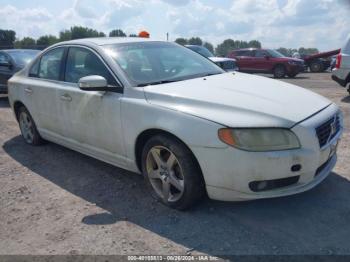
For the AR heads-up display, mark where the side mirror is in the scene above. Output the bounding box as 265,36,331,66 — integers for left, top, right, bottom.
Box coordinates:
264,55,270,60
78,75,108,91
78,75,123,93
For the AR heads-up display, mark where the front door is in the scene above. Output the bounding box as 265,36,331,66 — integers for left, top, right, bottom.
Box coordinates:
58,46,125,166
254,49,274,72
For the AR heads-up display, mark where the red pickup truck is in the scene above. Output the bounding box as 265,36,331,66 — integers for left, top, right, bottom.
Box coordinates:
228,48,305,78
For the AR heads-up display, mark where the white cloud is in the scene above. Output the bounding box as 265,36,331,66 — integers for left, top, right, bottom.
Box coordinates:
1,0,349,51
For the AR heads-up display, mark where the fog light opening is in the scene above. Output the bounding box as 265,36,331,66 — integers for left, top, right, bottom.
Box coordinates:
256,181,268,191
291,164,302,172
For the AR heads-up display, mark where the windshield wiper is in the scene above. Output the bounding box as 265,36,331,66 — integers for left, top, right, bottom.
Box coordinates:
137,72,224,87
201,72,224,77
137,79,181,87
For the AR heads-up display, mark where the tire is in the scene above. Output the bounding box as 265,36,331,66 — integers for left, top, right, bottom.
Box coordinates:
273,65,286,78
141,134,205,210
18,106,44,146
287,73,298,78
310,60,323,73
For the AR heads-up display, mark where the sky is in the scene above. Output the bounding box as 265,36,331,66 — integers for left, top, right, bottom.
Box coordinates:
0,0,349,51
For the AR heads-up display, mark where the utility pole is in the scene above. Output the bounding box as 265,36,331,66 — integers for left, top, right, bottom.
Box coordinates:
166,32,169,41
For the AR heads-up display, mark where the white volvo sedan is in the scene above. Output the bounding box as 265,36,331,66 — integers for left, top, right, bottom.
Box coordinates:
8,38,343,209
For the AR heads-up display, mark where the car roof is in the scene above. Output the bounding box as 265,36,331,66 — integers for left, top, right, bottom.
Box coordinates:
56,37,156,47
233,48,261,51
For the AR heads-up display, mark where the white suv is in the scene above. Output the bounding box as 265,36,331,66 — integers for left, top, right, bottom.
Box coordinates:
332,34,350,94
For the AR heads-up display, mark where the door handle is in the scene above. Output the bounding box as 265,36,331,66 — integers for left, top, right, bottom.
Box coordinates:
24,88,33,94
60,94,72,102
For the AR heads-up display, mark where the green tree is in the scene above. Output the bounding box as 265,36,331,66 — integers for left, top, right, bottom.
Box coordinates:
203,42,214,53
188,37,202,46
0,29,16,49
36,35,59,49
276,47,297,57
59,30,72,41
248,40,261,48
175,38,188,45
298,47,319,56
109,29,126,37
215,39,236,57
59,26,105,41
15,37,36,49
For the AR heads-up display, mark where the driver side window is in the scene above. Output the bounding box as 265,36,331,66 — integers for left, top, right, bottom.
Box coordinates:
64,47,117,86
255,50,268,58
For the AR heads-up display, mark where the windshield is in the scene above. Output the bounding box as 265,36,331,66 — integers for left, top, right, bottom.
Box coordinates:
7,50,40,66
103,42,223,86
267,49,285,58
187,45,214,58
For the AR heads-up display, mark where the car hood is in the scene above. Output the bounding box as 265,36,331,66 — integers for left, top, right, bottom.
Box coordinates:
209,57,236,63
143,72,331,128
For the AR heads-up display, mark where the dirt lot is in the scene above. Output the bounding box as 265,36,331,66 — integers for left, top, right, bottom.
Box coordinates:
0,72,349,257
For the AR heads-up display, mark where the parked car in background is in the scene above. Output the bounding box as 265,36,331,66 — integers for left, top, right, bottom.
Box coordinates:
0,49,40,93
8,38,343,209
229,48,304,78
185,45,239,72
302,49,340,73
330,55,337,71
332,35,350,95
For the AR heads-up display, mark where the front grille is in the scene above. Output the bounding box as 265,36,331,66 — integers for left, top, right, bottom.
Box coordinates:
315,114,340,147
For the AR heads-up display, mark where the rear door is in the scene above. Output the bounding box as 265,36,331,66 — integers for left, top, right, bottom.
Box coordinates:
26,47,67,136
58,46,126,166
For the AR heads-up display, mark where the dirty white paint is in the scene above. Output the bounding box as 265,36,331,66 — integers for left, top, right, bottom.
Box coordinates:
7,38,344,201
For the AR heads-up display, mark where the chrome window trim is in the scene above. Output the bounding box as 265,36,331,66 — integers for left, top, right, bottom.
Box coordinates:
28,44,124,91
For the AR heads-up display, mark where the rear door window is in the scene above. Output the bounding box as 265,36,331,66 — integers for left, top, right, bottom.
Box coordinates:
38,48,65,81
255,50,268,58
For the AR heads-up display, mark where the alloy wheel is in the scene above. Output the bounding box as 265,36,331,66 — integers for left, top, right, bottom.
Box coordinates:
146,146,185,202
19,111,35,144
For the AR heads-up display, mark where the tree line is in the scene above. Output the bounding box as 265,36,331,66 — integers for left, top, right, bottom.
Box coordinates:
175,37,262,57
0,27,319,57
0,27,137,50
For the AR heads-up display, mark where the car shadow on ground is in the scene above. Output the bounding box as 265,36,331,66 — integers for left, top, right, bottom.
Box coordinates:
341,96,350,103
0,96,9,108
3,136,350,256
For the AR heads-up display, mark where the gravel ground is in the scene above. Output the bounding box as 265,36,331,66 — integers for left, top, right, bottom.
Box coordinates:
0,72,349,257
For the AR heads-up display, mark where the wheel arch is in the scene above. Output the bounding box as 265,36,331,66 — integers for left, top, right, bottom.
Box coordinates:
272,63,286,71
13,100,26,121
134,128,204,180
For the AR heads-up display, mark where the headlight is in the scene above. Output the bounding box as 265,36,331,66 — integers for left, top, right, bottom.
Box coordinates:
288,61,298,65
218,128,300,151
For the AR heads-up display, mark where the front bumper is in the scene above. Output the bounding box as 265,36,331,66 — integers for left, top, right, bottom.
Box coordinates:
286,64,304,74
192,103,343,201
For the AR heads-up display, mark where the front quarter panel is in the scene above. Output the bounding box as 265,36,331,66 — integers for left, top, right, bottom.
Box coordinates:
121,87,227,173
